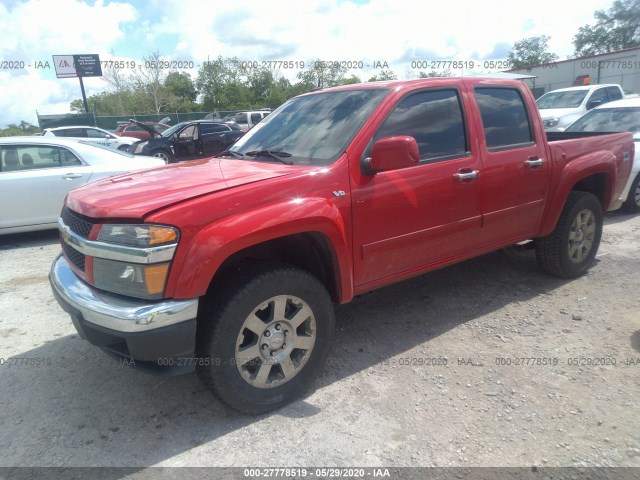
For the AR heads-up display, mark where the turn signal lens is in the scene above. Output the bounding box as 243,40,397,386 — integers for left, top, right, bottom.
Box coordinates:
143,263,170,295
149,226,178,245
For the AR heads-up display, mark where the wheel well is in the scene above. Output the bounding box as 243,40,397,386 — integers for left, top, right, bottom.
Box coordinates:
571,173,607,208
206,233,339,302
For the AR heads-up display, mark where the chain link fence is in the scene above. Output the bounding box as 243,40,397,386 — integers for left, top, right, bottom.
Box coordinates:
37,111,241,131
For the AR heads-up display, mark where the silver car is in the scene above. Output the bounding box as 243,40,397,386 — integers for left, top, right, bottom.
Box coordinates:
41,126,136,151
565,97,640,213
0,137,165,235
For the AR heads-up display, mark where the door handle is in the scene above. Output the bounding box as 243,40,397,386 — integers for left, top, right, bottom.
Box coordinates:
454,169,479,182
524,156,544,168
62,173,83,179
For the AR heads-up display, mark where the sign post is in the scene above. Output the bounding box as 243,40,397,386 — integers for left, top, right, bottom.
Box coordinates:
52,54,103,113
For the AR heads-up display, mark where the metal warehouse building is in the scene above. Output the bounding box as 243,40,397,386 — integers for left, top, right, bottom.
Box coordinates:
507,46,640,98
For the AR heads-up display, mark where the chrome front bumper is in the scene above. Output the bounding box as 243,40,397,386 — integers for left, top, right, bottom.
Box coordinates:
49,253,198,333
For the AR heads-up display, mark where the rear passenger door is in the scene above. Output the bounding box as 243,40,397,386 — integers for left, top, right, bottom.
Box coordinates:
352,88,484,285
471,85,549,245
200,123,229,157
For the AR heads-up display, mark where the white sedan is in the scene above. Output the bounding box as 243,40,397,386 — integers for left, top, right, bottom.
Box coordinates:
565,97,640,213
42,126,136,151
0,137,165,235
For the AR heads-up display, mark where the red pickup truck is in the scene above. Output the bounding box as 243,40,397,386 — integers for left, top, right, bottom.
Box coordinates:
49,78,634,414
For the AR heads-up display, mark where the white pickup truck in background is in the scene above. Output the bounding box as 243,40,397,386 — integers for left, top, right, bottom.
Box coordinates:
537,84,626,131
229,110,271,130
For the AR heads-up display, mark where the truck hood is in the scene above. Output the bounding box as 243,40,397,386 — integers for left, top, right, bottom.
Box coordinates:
65,158,294,219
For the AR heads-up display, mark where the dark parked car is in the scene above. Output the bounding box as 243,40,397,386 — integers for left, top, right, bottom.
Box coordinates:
131,120,245,163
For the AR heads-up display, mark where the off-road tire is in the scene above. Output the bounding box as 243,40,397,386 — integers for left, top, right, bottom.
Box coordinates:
623,173,640,214
535,191,603,278
196,262,335,414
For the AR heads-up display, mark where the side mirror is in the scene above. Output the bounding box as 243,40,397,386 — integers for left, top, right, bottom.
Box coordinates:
587,99,603,110
366,136,419,174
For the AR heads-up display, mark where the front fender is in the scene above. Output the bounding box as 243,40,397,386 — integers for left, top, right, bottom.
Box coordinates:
165,197,352,302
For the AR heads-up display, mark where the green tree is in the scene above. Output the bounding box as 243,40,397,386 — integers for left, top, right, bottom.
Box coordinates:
196,56,253,110
295,60,348,90
573,0,640,56
508,35,559,69
418,70,453,78
164,71,197,102
368,69,397,81
131,50,176,114
0,121,40,137
264,77,294,109
340,74,362,85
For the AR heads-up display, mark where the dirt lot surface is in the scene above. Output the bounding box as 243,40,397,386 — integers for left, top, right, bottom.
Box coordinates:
0,212,639,474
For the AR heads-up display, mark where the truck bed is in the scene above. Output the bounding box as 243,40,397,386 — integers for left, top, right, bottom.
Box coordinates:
545,131,618,142
545,130,634,210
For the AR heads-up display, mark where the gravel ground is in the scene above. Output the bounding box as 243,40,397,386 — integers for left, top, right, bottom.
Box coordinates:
0,212,638,473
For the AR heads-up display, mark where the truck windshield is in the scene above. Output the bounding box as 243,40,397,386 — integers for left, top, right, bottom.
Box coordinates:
565,107,640,133
536,91,588,109
227,88,390,165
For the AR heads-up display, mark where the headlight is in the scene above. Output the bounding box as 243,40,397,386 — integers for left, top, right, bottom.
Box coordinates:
93,224,179,299
97,224,178,247
134,141,148,154
93,259,170,299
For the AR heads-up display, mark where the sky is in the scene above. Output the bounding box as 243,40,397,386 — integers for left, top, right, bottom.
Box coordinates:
0,0,615,127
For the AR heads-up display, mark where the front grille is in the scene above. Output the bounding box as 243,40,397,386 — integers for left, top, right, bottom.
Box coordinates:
61,207,93,239
63,242,86,271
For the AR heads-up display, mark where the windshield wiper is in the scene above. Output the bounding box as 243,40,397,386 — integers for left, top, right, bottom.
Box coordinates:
218,149,245,159
245,150,293,165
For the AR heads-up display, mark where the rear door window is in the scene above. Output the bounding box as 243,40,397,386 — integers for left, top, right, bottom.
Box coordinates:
86,128,111,138
200,124,227,134
54,128,86,137
474,87,534,150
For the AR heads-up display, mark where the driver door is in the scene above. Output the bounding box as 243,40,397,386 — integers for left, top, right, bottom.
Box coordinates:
173,124,201,160
351,88,484,287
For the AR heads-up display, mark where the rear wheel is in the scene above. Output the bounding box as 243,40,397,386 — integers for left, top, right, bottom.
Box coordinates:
196,262,335,414
535,191,603,278
623,173,640,213
151,149,174,164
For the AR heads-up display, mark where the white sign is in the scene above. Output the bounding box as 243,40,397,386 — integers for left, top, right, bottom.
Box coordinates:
52,55,77,78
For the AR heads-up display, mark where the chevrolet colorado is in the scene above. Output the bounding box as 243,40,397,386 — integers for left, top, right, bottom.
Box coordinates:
50,78,634,413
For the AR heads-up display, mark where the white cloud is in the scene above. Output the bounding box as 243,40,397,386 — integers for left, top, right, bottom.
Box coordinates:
0,0,136,126
0,0,136,60
144,0,612,63
0,0,617,126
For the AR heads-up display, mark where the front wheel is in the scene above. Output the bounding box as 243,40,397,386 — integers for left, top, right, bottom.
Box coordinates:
535,191,603,278
623,173,640,213
196,263,335,414
151,149,174,164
